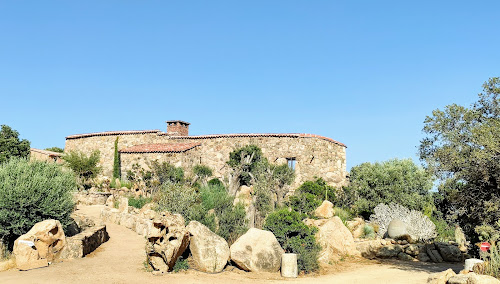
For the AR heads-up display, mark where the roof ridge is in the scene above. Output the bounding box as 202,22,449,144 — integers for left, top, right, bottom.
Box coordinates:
30,148,63,156
66,129,161,139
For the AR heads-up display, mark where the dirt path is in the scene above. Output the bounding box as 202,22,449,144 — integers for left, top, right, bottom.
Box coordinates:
0,205,463,284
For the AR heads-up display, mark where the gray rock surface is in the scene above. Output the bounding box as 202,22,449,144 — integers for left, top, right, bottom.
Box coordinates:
435,242,462,262
376,244,403,258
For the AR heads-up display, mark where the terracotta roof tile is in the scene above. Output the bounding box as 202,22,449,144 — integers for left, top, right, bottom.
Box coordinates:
66,130,161,140
119,143,201,154
160,133,346,147
65,129,346,148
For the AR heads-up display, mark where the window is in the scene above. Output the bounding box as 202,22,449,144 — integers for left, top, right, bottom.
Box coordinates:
287,158,296,170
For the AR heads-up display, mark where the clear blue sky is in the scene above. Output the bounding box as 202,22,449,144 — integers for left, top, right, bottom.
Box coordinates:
1,1,498,170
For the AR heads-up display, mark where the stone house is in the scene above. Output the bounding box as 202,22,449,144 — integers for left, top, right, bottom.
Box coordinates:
30,148,63,164
64,120,348,188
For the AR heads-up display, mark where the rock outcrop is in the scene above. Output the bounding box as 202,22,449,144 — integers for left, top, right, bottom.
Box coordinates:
311,216,361,262
387,218,410,240
314,200,334,219
13,220,66,270
186,221,230,273
146,211,190,273
230,228,284,272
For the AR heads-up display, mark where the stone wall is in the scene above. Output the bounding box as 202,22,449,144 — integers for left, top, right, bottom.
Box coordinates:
65,131,347,188
30,148,63,164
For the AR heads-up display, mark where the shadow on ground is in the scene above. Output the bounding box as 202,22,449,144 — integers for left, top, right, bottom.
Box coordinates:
376,259,464,274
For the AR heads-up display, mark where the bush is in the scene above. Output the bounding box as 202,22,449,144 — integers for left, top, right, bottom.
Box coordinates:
369,203,437,241
150,161,184,185
198,184,248,244
128,196,152,209
172,256,189,272
431,217,455,242
61,150,101,189
289,178,336,217
207,178,223,187
362,225,376,239
153,183,197,218
0,125,30,164
218,203,248,245
288,192,321,216
0,159,76,247
347,159,434,218
264,208,320,273
193,165,212,177
44,147,64,153
199,184,232,213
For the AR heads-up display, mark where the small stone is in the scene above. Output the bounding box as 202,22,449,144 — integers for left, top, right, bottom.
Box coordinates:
447,274,470,284
417,252,431,262
397,252,415,261
427,268,456,284
376,244,402,258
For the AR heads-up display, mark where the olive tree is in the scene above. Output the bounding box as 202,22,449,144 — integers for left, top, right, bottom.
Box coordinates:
419,77,500,239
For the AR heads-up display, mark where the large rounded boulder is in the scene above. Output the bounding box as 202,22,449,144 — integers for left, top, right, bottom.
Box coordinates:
186,221,230,273
229,228,284,272
387,219,408,239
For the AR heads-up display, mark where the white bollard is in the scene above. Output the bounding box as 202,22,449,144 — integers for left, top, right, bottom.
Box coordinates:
281,253,298,278
464,258,484,271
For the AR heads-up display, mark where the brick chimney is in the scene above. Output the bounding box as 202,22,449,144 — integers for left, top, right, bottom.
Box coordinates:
166,120,190,136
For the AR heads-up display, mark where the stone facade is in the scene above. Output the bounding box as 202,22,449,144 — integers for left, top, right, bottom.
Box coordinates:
30,148,63,164
65,122,347,188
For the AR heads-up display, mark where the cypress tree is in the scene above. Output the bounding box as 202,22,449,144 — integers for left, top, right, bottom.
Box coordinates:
113,137,120,179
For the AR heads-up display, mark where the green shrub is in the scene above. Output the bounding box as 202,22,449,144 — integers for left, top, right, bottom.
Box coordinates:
362,225,376,239
431,217,455,242
347,159,434,218
193,165,212,177
110,178,132,189
128,196,152,209
198,184,248,244
334,207,353,224
484,243,500,278
199,184,231,213
150,161,184,185
207,178,223,187
172,256,189,272
61,150,101,189
218,203,248,245
289,178,336,217
297,178,336,202
153,183,197,218
264,208,320,273
0,158,76,246
289,192,321,216
44,147,64,153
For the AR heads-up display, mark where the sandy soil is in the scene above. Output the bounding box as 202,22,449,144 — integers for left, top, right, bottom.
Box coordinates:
0,205,463,284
